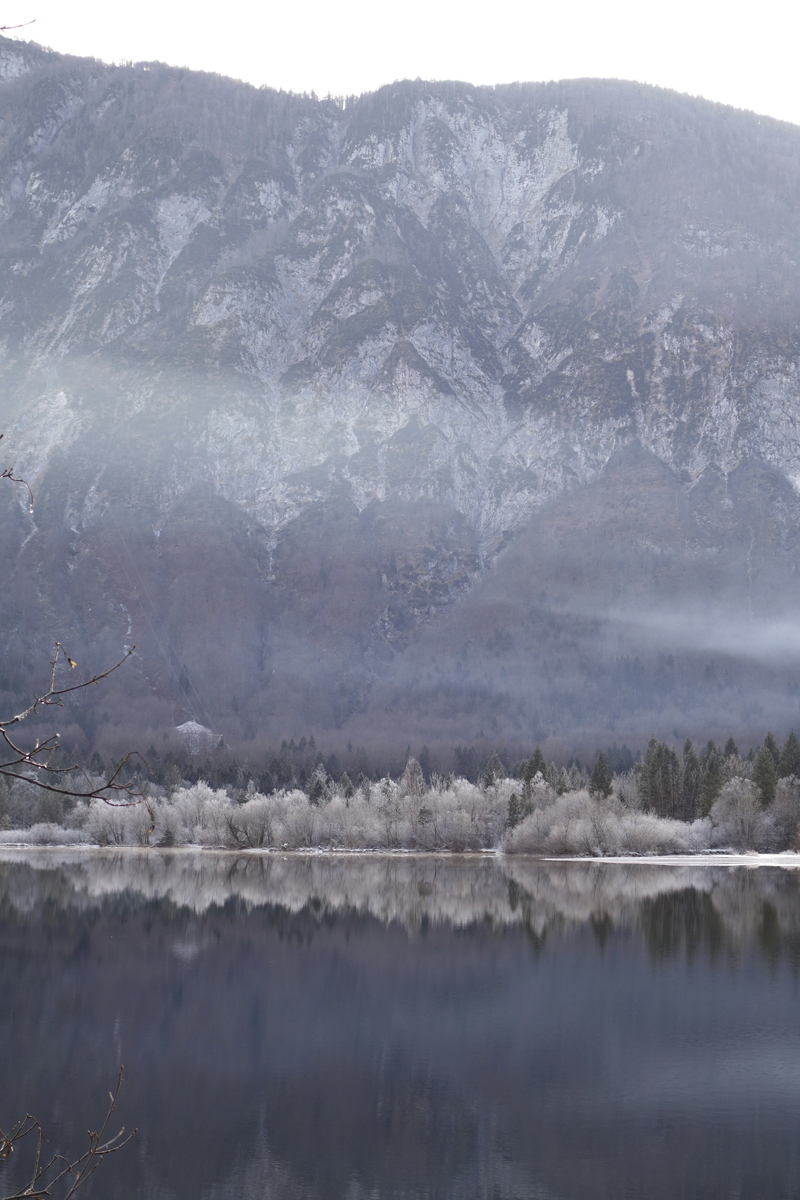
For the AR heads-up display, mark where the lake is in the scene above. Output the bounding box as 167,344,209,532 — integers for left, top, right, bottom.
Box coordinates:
1,849,799,1199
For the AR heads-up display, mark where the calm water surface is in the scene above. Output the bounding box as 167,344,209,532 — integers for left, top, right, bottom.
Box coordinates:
1,850,799,1199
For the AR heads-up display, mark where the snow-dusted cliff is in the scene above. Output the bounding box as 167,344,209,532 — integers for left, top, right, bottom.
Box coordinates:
3,37,800,746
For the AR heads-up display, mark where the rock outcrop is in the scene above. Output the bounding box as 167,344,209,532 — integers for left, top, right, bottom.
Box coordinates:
2,36,800,751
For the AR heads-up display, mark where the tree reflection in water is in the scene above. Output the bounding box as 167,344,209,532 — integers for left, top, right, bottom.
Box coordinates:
0,851,798,1200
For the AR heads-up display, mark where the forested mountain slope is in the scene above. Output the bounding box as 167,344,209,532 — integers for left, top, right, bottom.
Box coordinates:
2,34,800,755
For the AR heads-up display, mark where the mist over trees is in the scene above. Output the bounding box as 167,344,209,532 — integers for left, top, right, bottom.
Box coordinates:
4,39,800,751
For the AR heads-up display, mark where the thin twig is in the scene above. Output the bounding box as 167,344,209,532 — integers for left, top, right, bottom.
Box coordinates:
0,1068,136,1200
0,646,146,802
0,436,34,513
0,439,143,803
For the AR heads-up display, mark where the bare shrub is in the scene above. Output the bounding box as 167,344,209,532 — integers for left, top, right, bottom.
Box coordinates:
505,790,711,856
0,822,88,845
224,795,278,848
282,791,318,848
86,800,130,846
126,803,156,847
3,770,792,857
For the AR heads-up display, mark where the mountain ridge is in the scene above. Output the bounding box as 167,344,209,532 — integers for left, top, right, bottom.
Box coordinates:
2,36,800,755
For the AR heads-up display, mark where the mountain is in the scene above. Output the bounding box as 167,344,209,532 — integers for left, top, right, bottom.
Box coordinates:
2,34,800,762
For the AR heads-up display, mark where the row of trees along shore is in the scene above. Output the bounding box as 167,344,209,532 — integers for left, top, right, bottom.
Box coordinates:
3,729,800,855
41,728,796,804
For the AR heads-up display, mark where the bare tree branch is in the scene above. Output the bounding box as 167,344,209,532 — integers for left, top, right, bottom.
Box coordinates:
0,643,148,803
0,1067,136,1200
0,438,144,803
0,437,33,513
0,20,35,32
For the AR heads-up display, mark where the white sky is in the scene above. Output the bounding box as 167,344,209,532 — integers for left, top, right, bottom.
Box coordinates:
2,0,799,127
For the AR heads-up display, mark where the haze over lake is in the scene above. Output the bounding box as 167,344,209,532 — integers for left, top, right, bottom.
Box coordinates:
7,20,800,1200
1,850,799,1199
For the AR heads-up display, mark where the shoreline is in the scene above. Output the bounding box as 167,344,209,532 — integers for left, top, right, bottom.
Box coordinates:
0,843,799,868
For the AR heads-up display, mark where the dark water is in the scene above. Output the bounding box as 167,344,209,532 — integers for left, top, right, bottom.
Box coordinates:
1,851,800,1200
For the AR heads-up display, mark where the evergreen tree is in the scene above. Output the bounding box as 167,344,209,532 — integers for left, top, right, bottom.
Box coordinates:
763,731,781,768
325,752,341,779
526,746,547,780
779,730,800,778
640,738,680,817
700,748,723,815
589,750,613,798
663,744,681,819
753,743,778,807
339,771,355,799
723,736,739,758
605,743,634,774
522,746,546,801
88,750,106,776
639,738,660,811
507,791,523,828
682,739,702,821
307,770,326,806
482,751,505,788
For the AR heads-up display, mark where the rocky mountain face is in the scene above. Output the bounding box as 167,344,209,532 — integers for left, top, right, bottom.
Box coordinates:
2,35,800,758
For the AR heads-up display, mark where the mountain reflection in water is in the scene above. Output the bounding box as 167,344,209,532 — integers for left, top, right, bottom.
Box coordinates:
0,850,799,1200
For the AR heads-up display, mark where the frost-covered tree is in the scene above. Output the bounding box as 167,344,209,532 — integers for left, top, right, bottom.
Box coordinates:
711,779,769,849
307,767,327,806
401,758,425,797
